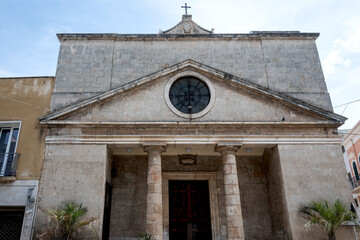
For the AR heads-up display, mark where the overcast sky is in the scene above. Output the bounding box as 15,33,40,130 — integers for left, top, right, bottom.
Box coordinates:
0,0,359,129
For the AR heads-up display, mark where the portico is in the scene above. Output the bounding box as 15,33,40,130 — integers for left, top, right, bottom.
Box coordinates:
130,141,246,240
108,140,273,240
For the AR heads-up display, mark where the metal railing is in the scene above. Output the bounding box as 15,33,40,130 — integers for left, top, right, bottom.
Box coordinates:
349,176,360,189
0,209,24,240
0,153,20,177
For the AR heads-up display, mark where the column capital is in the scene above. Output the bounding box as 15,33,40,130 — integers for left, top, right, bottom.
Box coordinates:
215,142,242,154
143,142,166,153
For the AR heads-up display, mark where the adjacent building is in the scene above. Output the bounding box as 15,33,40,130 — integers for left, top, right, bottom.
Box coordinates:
342,121,360,217
0,77,54,239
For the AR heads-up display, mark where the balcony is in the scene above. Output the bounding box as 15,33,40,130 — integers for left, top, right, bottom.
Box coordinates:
349,176,360,194
0,153,20,181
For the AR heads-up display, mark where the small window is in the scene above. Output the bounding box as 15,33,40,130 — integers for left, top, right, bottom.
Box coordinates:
353,162,360,181
341,145,345,153
0,207,25,239
0,122,20,177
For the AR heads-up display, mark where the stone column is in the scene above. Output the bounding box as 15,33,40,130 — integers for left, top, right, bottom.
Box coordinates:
144,144,166,240
216,144,245,240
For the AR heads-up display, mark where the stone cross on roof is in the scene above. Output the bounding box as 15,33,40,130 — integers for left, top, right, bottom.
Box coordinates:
160,3,214,35
181,3,191,15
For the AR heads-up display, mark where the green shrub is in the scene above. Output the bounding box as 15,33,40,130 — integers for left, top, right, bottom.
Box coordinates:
36,201,99,240
300,199,358,240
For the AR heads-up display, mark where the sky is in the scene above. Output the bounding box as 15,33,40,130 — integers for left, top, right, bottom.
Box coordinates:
0,0,359,129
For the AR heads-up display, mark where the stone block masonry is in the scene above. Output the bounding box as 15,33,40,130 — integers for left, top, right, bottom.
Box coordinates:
34,144,108,239
51,33,332,112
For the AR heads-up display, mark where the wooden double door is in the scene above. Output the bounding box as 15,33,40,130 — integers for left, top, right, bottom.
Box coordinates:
169,180,212,240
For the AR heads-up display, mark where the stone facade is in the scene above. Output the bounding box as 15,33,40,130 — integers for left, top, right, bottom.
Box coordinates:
34,15,354,240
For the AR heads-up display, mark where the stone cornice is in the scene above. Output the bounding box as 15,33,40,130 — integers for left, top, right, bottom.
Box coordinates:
40,121,341,128
57,32,319,42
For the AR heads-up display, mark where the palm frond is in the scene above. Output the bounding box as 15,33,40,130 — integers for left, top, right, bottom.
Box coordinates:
36,201,99,240
300,199,358,238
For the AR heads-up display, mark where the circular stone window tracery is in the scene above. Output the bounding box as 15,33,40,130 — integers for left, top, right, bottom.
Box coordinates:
164,71,215,119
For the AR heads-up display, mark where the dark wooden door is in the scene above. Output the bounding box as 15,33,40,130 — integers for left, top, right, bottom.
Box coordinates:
169,180,212,240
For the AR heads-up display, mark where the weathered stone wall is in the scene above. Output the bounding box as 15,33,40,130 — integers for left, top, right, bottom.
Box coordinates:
106,148,113,184
52,36,331,111
337,226,360,239
278,144,353,239
237,156,273,240
34,144,108,239
264,147,292,240
110,155,148,239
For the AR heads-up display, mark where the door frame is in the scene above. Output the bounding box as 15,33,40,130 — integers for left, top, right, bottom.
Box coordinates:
162,172,220,240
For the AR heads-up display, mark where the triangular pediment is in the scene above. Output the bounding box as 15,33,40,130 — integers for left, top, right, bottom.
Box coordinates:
40,59,346,125
161,15,212,35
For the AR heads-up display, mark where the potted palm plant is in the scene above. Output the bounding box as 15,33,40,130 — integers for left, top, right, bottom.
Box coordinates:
300,199,358,240
37,201,99,240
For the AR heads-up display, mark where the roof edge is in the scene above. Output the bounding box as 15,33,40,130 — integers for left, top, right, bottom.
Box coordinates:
0,76,55,79
343,120,360,141
56,32,319,41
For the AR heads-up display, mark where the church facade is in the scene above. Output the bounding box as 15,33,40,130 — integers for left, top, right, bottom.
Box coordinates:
34,15,353,240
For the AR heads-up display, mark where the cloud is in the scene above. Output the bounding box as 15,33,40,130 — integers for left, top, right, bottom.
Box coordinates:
323,16,360,77
323,48,351,75
335,28,360,53
0,67,14,77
